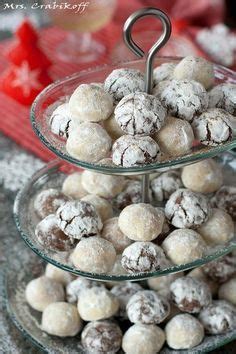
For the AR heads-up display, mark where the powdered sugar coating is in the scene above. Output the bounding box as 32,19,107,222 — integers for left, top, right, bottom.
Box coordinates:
104,68,145,103
112,135,160,167
35,214,75,251
153,62,176,85
170,276,212,313
102,217,132,253
199,300,236,334
122,324,165,354
173,56,214,89
192,108,233,146
114,92,166,135
165,313,204,349
34,188,69,219
211,185,236,220
218,277,236,305
71,236,116,274
162,229,206,265
66,278,105,303
151,170,182,202
49,103,74,138
121,242,166,273
45,263,74,286
202,253,236,283
66,122,112,162
165,188,210,228
69,84,113,122
81,170,125,198
114,180,152,210
147,271,183,295
78,287,119,321
62,172,88,199
111,282,143,319
56,200,102,239
81,194,113,222
118,203,164,242
41,302,82,337
160,79,208,121
82,320,122,353
209,83,236,115
103,112,125,140
127,290,170,324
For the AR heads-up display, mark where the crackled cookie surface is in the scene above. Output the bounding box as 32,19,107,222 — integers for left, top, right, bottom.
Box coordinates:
114,92,166,135
153,62,176,85
49,103,74,138
34,188,69,219
209,83,236,115
211,185,236,221
151,170,182,202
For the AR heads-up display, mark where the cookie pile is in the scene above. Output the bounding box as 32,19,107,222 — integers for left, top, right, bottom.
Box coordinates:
49,55,235,167
25,256,236,352
33,157,235,276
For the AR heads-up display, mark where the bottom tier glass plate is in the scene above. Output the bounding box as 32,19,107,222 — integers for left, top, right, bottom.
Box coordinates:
13,153,236,282
4,243,236,354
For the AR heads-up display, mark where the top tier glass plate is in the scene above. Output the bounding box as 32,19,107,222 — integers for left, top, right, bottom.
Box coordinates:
31,57,236,176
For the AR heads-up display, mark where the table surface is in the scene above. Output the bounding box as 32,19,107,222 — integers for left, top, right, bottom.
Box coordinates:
0,131,235,353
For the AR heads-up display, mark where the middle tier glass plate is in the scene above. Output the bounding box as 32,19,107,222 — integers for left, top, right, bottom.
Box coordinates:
13,154,236,282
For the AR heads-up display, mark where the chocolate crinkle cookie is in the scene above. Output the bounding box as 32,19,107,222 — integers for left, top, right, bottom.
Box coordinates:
151,170,182,202
202,253,236,283
153,62,176,86
198,300,236,334
126,290,170,325
121,242,166,274
114,92,166,136
192,108,233,146
209,83,236,115
170,276,212,314
56,200,102,239
113,180,143,210
49,103,73,139
81,320,122,353
112,135,160,167
160,79,208,122
34,188,70,219
104,68,145,103
211,185,236,221
165,188,210,228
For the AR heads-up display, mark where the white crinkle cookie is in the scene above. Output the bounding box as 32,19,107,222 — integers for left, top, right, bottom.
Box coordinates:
192,108,233,146
173,56,214,89
49,103,75,138
114,92,166,135
126,290,170,324
62,172,88,199
151,170,182,202
102,217,132,253
81,170,125,198
121,242,166,273
66,277,104,303
41,302,82,337
218,277,236,305
78,287,119,321
165,314,204,349
25,276,65,312
122,324,165,354
45,263,74,286
181,158,223,194
209,83,236,115
112,135,160,167
162,229,206,265
118,203,164,242
199,300,236,334
154,116,194,156
69,84,113,122
104,68,145,103
170,276,212,313
66,122,112,162
160,79,208,121
56,200,102,239
81,194,113,222
103,112,125,140
165,188,210,228
198,208,234,246
153,62,176,85
71,236,116,274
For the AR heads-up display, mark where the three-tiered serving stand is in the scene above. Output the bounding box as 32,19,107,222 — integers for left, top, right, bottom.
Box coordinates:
5,7,236,353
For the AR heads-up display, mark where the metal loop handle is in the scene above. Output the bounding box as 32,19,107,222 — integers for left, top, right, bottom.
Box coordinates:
123,7,172,93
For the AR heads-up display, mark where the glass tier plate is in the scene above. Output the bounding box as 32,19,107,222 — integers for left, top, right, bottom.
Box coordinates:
13,153,236,282
31,57,236,176
4,243,236,354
